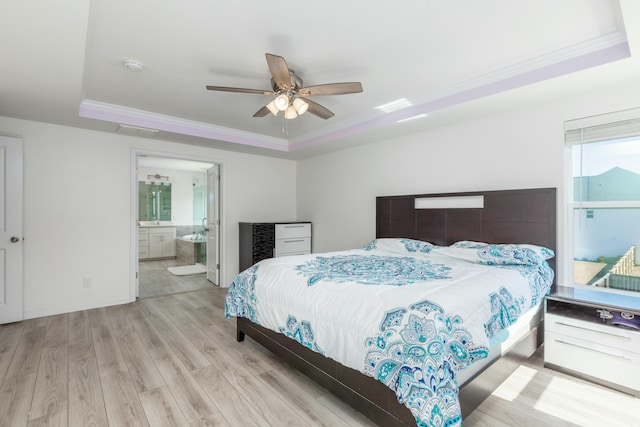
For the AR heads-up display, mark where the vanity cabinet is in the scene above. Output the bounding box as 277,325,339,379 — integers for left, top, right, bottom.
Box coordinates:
138,228,150,259
139,226,176,259
239,222,311,271
544,286,640,397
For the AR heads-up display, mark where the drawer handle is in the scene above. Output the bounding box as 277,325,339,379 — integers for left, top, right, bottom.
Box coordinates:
554,321,631,340
284,225,306,228
283,239,305,243
554,339,631,360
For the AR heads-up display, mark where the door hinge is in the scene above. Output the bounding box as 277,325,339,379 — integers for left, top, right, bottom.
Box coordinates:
217,263,220,269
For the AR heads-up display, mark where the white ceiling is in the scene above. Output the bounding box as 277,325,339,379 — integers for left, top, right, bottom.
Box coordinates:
2,0,640,159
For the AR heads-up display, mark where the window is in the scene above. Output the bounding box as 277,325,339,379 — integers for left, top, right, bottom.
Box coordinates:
565,108,640,293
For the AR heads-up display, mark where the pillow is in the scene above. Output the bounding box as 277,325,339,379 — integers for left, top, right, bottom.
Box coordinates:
437,241,554,266
363,238,435,254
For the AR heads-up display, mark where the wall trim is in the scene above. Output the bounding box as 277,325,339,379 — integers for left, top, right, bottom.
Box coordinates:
24,297,132,320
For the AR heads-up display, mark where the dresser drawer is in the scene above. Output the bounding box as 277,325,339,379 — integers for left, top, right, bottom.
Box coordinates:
545,330,640,392
276,223,311,239
545,313,640,352
275,237,311,256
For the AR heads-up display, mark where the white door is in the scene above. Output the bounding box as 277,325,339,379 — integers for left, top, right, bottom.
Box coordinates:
0,136,23,324
206,165,220,285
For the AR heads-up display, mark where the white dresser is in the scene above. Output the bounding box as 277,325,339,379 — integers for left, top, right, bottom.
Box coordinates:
274,223,312,257
239,222,311,271
544,286,640,397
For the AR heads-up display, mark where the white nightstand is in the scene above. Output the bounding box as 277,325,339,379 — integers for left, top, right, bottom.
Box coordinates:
544,286,640,397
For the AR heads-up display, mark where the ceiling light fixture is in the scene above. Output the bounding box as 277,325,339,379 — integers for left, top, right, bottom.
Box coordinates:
293,98,309,115
284,105,298,120
265,99,279,116
375,98,413,113
274,93,289,111
265,94,309,119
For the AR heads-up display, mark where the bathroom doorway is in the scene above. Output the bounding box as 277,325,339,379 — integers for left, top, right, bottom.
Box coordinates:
131,150,224,299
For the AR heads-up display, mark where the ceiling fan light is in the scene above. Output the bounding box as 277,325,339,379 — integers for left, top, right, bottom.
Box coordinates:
265,100,279,116
274,94,289,111
284,105,298,119
293,98,308,115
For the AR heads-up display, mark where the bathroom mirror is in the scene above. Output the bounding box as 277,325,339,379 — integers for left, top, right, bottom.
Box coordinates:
138,181,172,221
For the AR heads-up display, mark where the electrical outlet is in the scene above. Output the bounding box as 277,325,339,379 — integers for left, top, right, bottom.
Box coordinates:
83,277,92,288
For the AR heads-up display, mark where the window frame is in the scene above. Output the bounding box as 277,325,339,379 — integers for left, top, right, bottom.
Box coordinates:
564,107,640,288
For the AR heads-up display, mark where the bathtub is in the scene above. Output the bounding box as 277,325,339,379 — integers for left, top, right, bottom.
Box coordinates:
176,235,206,264
179,234,206,242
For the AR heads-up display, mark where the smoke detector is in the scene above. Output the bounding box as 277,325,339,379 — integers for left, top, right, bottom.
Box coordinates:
123,59,144,72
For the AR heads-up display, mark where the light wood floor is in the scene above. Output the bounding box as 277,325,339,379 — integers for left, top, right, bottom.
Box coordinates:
1,285,639,426
138,259,213,298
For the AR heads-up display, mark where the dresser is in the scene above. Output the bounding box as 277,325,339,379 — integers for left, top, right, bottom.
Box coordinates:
239,222,311,271
544,286,640,397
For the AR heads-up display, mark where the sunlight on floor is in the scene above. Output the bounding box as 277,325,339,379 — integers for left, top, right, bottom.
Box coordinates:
533,375,640,426
491,365,538,401
487,362,640,426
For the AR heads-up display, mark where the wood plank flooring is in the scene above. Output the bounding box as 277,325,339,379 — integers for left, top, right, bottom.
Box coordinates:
138,259,213,299
1,284,639,426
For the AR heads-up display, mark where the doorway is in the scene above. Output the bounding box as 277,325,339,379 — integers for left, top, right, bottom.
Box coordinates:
0,136,23,324
131,150,224,300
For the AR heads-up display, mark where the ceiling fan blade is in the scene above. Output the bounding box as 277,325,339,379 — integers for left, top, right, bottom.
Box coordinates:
298,82,363,97
206,85,274,95
265,53,292,91
253,105,271,117
304,99,334,119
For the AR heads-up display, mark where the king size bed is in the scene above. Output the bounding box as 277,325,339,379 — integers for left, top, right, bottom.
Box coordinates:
225,187,557,426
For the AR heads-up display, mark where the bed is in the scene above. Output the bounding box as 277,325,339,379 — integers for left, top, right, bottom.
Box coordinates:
226,187,556,426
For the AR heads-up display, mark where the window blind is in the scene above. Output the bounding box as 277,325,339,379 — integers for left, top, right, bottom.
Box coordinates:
565,107,640,145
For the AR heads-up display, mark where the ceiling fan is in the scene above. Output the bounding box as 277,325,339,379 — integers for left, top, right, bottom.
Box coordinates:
206,53,363,120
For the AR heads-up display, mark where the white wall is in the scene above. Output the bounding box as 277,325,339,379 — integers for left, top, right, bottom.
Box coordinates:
0,116,297,318
296,81,640,287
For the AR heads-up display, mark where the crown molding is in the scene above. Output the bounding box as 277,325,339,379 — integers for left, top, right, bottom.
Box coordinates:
79,31,629,154
289,32,630,151
79,99,290,151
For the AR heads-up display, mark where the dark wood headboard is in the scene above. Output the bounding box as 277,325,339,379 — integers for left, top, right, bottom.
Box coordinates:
376,188,557,283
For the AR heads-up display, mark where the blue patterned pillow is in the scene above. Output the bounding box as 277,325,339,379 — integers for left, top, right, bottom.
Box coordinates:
438,241,554,266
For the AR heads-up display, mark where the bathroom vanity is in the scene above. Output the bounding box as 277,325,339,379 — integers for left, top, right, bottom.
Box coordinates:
138,223,176,260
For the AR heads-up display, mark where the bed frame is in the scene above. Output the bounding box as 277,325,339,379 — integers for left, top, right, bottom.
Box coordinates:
236,187,557,426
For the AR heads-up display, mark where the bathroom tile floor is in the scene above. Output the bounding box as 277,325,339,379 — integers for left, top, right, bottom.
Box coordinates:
138,258,213,298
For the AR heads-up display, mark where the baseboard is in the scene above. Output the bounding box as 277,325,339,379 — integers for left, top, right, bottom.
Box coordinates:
24,297,134,320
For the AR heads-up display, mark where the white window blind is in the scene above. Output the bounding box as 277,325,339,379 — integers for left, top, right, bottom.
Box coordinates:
565,107,640,145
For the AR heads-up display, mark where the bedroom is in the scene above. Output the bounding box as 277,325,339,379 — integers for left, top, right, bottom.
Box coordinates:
1,0,640,425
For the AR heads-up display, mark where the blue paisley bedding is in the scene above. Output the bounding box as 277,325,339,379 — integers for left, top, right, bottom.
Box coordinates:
225,238,554,427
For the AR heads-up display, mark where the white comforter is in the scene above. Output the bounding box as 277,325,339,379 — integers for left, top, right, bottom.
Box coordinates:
225,238,554,427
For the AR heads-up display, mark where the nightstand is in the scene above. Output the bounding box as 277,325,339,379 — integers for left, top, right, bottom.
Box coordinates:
544,286,640,397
